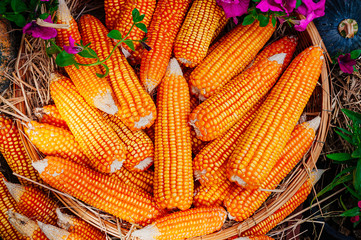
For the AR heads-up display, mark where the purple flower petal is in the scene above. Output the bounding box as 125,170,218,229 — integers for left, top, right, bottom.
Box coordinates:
23,16,57,40
63,36,82,54
257,0,296,15
338,53,356,74
216,0,250,24
350,216,360,223
295,0,325,31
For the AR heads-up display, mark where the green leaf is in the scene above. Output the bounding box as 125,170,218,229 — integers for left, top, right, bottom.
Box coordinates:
124,39,135,51
252,0,261,2
242,14,255,26
78,47,98,59
55,51,77,67
353,159,361,192
342,109,361,124
14,14,26,27
296,0,302,9
135,23,147,33
29,0,38,9
132,8,140,23
96,64,110,78
344,185,361,199
0,3,6,14
335,129,352,144
354,220,361,228
340,207,361,217
107,30,122,40
339,195,348,211
46,45,61,56
39,13,49,20
352,148,361,158
258,14,269,27
135,14,145,23
351,49,361,59
327,153,353,161
271,15,277,27
11,0,28,13
336,127,352,136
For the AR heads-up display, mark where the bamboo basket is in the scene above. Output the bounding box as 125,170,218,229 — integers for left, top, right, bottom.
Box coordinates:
4,7,331,240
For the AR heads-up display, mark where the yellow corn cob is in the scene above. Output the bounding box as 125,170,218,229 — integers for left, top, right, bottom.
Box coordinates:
174,0,226,67
4,181,59,225
34,105,69,130
32,156,163,225
189,53,285,141
225,117,320,222
144,124,155,143
234,236,275,240
190,94,208,155
79,14,157,130
154,58,193,210
56,0,118,115
104,0,126,29
240,170,324,236
103,114,154,172
227,46,324,189
189,20,275,100
0,173,26,240
56,209,106,240
193,99,263,186
38,221,85,240
110,167,154,194
50,73,126,173
113,0,156,55
132,207,227,240
0,115,42,185
24,121,89,166
8,210,48,240
140,0,192,93
210,17,228,43
193,177,232,207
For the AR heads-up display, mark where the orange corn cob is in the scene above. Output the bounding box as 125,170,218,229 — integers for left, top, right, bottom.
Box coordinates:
104,0,126,29
56,209,106,240
110,167,154,194
0,115,42,185
34,105,69,130
0,173,26,240
140,0,192,93
189,20,275,100
190,94,208,155
24,121,89,166
225,117,320,222
154,58,193,210
174,0,226,67
132,207,227,240
32,156,163,225
4,181,59,225
56,0,118,115
189,53,285,141
240,170,324,236
193,178,232,207
193,99,263,186
103,114,154,172
227,46,324,189
234,236,275,240
211,17,228,43
38,221,85,240
8,210,48,240
144,124,155,143
50,73,126,173
113,0,156,55
79,15,157,130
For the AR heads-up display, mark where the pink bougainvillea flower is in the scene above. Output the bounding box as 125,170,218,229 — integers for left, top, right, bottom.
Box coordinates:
256,0,297,16
358,201,361,209
23,16,57,40
350,216,360,223
216,0,250,24
294,0,326,31
338,53,356,74
63,36,83,54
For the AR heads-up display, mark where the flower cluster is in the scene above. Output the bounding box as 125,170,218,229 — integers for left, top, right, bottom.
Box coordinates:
350,201,361,224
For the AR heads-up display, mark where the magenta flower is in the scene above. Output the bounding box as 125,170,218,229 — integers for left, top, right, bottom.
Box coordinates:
294,0,326,31
23,16,57,40
338,53,356,74
350,215,360,223
256,0,296,16
216,0,251,24
358,201,361,209
63,36,83,54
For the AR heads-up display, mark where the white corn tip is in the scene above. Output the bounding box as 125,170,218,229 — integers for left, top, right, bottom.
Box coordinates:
268,53,287,65
134,112,154,129
110,159,124,173
56,208,74,230
3,180,24,202
38,221,70,240
32,159,48,175
307,116,321,132
131,224,160,240
230,175,247,187
166,58,183,76
134,157,153,171
310,169,326,185
8,210,37,237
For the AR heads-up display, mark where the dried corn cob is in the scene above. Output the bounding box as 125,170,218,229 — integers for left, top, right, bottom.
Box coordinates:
79,14,157,130
210,17,228,43
103,114,154,171
140,0,192,93
56,209,106,240
24,121,89,166
4,181,59,225
110,167,154,194
104,0,126,29
0,173,26,240
240,170,325,236
34,105,69,130
8,210,48,240
132,207,227,240
154,58,193,210
50,73,126,173
0,115,42,185
190,94,208,155
227,46,324,189
193,99,263,186
189,53,285,141
113,0,156,55
56,0,118,115
225,117,320,222
32,156,162,225
144,124,155,143
174,0,226,67
189,20,275,100
38,221,85,240
234,236,275,240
